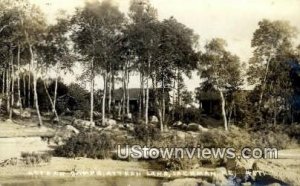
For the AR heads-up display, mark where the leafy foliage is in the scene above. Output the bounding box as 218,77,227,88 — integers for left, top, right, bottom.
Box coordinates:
54,132,114,159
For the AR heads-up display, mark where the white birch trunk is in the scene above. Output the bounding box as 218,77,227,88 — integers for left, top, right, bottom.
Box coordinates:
90,58,94,124
219,90,228,131
6,68,10,113
43,81,59,121
9,49,14,120
17,44,22,112
29,44,43,126
102,72,107,126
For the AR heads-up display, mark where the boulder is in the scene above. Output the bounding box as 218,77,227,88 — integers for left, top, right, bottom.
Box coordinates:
93,111,102,118
150,115,159,123
12,109,31,118
175,131,186,140
21,110,31,118
127,123,135,132
72,119,95,128
104,118,117,126
96,118,117,127
64,125,80,134
182,123,188,130
186,123,199,131
173,121,183,127
163,178,203,186
125,113,132,120
186,123,208,132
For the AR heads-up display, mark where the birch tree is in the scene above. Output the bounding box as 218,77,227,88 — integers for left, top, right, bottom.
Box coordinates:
72,1,124,125
200,38,242,131
248,19,297,125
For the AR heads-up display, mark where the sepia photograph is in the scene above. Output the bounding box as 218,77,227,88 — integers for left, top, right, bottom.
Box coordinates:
0,0,300,185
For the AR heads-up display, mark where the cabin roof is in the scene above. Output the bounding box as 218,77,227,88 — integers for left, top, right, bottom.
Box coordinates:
112,88,170,101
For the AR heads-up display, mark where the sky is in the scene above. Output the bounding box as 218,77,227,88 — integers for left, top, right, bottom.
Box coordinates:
30,0,300,91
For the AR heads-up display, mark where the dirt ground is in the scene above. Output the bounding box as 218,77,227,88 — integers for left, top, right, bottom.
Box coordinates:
0,119,55,138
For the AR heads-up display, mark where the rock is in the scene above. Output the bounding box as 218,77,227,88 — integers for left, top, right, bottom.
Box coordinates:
241,182,252,186
182,123,188,130
12,109,31,118
163,178,203,186
175,131,186,140
266,183,281,186
150,115,159,123
215,167,228,185
127,124,135,132
199,125,209,132
186,123,208,132
173,121,183,127
93,111,102,118
53,136,63,145
64,125,80,134
186,123,200,131
72,119,95,128
126,113,132,120
186,131,198,138
21,110,31,118
5,119,13,123
96,118,117,127
199,181,216,186
104,118,117,126
216,167,227,175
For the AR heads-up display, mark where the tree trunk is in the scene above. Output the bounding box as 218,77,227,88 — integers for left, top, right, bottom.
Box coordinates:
139,72,144,119
177,70,181,106
17,44,22,113
28,64,31,108
108,71,112,115
172,76,176,121
257,57,272,124
9,48,14,120
219,90,228,131
122,64,126,119
126,66,130,115
102,72,107,126
29,44,43,126
2,71,4,94
23,73,26,107
90,58,94,124
162,76,166,130
6,68,10,113
43,81,59,122
111,72,115,113
152,74,163,132
227,101,234,126
53,65,59,110
145,59,150,126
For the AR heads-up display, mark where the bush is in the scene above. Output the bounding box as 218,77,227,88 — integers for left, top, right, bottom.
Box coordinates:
172,106,203,124
253,130,298,149
21,152,52,166
132,124,161,142
54,132,114,159
197,126,254,150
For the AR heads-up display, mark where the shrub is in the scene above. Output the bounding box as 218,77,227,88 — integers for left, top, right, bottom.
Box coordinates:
172,106,203,124
253,130,298,149
197,126,254,150
132,124,161,142
21,152,52,166
54,132,114,159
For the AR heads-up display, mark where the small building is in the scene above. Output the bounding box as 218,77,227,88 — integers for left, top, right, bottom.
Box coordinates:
112,88,170,115
56,94,78,114
198,91,221,115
